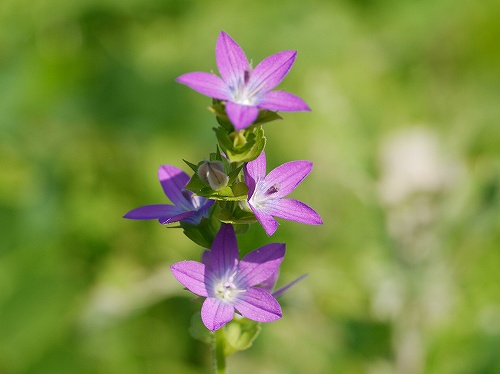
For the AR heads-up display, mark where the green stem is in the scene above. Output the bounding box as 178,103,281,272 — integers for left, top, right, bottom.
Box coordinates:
212,328,226,374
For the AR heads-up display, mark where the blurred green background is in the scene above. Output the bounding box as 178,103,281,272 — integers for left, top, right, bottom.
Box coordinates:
1,0,499,373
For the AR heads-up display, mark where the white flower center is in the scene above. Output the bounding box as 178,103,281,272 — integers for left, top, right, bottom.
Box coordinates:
232,87,256,106
229,69,261,106
249,181,281,209
214,272,244,302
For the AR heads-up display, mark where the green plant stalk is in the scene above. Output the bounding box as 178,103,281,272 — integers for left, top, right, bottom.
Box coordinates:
213,328,226,374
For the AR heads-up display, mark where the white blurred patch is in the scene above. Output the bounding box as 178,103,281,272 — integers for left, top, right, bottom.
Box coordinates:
378,127,461,205
80,266,177,330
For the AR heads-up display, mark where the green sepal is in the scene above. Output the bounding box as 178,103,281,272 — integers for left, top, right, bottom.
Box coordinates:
183,159,199,173
218,206,256,225
180,212,220,248
252,109,283,126
233,223,250,234
187,185,248,201
230,181,248,197
209,100,233,131
184,172,209,194
214,125,266,163
223,317,261,356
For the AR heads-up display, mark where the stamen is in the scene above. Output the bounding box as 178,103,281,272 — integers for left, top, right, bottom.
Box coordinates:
214,275,244,302
266,184,280,195
244,69,251,84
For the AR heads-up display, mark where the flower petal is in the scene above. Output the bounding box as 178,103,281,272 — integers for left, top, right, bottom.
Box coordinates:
189,199,215,224
170,261,209,297
233,288,282,323
249,50,297,93
201,250,211,268
263,198,323,225
158,165,190,207
159,210,197,225
251,206,279,236
244,151,267,196
259,91,311,112
272,274,308,298
225,101,259,130
201,297,235,331
264,160,313,198
216,31,249,86
237,243,285,287
257,269,279,293
123,204,180,220
176,72,230,100
210,224,239,278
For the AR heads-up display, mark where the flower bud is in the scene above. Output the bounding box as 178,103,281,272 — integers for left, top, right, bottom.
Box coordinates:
197,160,229,191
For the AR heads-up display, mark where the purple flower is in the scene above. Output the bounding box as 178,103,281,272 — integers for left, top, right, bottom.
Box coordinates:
170,224,284,331
123,165,214,225
176,31,310,130
244,152,323,236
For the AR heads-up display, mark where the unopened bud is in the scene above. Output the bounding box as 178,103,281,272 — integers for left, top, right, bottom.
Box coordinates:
197,160,229,191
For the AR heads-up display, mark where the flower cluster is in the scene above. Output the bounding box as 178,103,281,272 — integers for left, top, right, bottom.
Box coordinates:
124,31,322,332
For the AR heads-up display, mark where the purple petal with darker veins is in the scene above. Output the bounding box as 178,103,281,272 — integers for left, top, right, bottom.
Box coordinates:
170,261,209,297
264,160,312,198
201,250,211,269
158,210,197,224
176,72,230,100
260,91,311,112
249,50,296,93
234,288,282,323
216,31,248,85
244,151,266,196
123,204,179,220
263,198,323,225
225,101,259,130
158,165,190,206
186,199,214,225
245,151,267,180
237,243,285,287
257,269,279,293
251,207,279,236
210,224,239,278
201,297,235,331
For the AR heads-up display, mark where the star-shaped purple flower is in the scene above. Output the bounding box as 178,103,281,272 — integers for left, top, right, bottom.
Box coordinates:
170,224,284,331
176,31,310,130
244,152,323,236
123,165,214,225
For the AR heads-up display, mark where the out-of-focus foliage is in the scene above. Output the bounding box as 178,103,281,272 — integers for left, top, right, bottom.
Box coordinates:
1,0,499,373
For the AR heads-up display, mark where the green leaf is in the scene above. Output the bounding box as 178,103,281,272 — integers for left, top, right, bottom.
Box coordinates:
180,214,220,248
183,159,199,173
253,109,283,125
231,182,248,197
223,317,261,356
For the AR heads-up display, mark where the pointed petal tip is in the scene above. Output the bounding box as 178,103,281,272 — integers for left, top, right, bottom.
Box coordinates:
225,102,259,130
201,298,235,331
